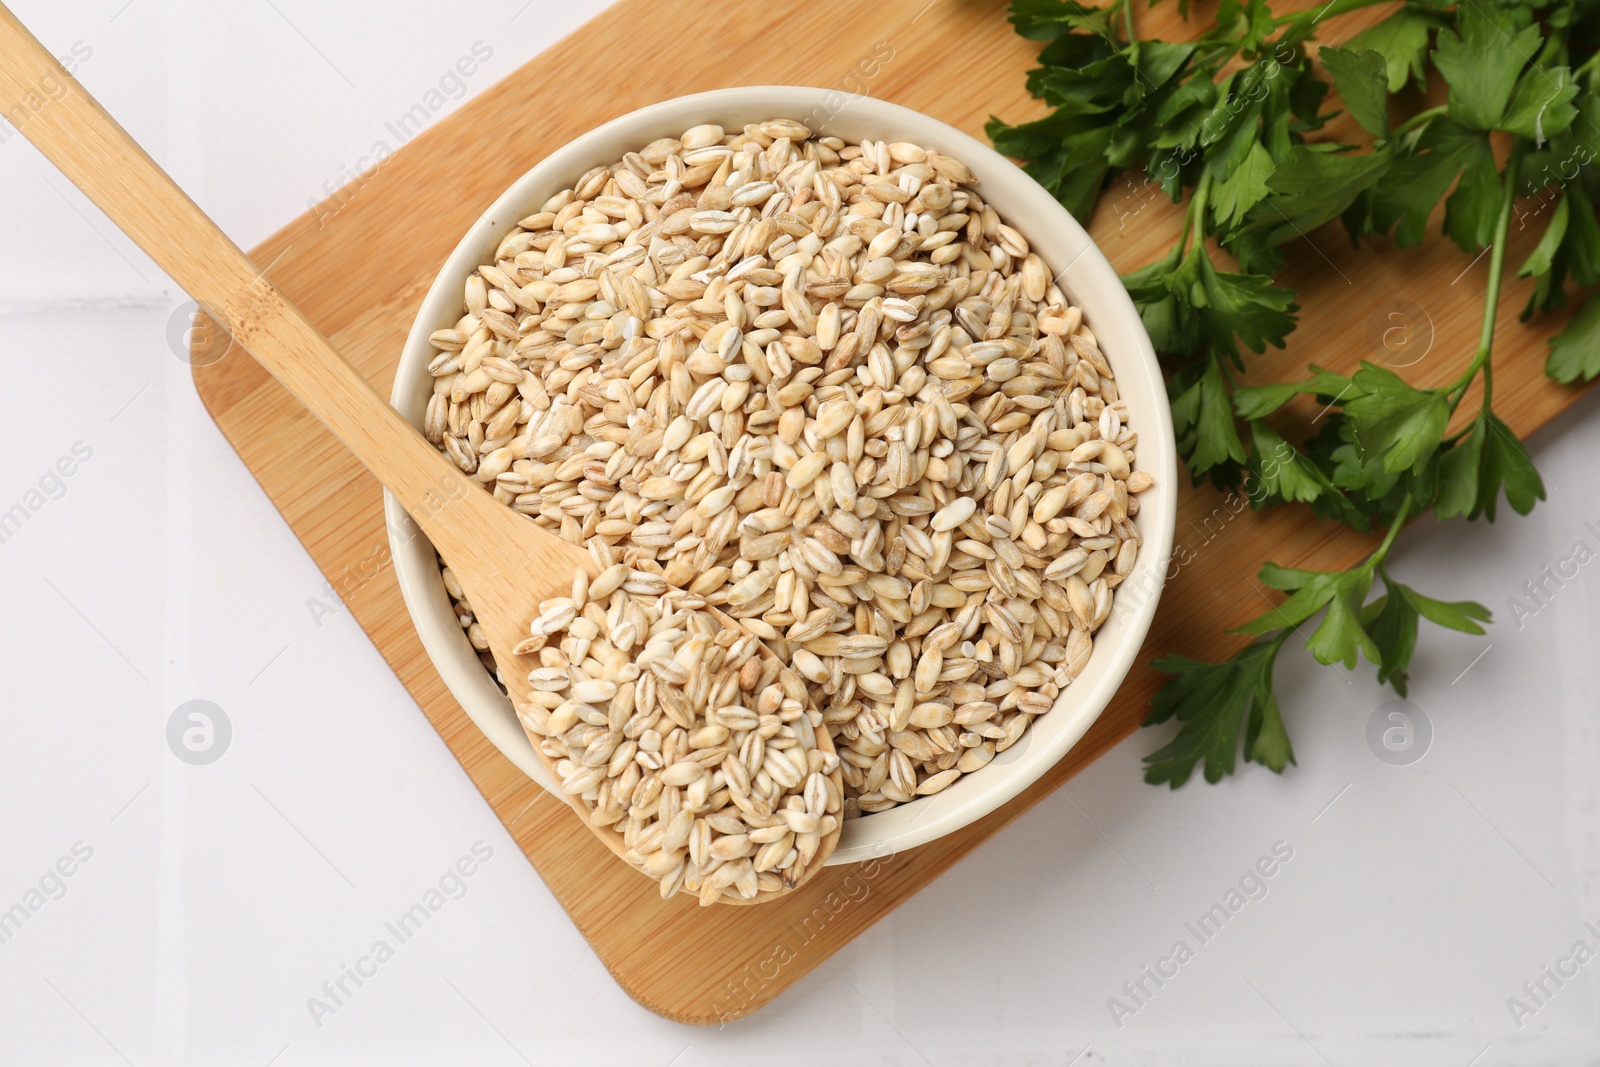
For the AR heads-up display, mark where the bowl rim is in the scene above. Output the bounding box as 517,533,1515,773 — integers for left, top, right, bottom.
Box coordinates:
386,85,1177,866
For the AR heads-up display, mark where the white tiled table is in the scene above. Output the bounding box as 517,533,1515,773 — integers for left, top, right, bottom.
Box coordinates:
2,3,1597,1063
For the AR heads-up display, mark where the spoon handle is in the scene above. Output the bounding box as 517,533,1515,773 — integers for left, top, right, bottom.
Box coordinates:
0,5,526,558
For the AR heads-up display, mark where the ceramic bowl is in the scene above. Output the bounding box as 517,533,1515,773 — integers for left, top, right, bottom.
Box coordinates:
387,86,1176,865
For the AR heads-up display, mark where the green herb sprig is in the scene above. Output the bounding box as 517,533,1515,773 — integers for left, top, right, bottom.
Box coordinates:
991,0,1599,786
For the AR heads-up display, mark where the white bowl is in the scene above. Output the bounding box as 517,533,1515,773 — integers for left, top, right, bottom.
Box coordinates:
388,86,1176,866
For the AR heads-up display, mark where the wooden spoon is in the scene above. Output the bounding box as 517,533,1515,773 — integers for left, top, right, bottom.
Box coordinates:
0,5,839,901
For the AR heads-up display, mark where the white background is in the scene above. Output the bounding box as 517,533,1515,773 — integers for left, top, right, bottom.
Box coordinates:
1,1,1598,1064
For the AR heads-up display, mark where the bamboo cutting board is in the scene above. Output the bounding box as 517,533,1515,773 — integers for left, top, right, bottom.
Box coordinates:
190,0,1591,1024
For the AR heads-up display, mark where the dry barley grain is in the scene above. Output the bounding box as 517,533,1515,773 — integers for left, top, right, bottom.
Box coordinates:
430,120,1150,819
519,586,841,904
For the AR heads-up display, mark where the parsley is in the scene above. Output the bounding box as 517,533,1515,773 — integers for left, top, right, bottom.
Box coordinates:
1548,294,1600,380
991,0,1592,787
1319,46,1390,136
1430,3,1543,132
1344,6,1441,92
1144,633,1293,786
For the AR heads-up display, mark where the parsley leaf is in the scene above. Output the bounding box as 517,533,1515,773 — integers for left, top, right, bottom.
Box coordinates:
1431,3,1542,132
1233,367,1353,419
1007,0,1112,39
1249,421,1369,526
1248,421,1326,504
1503,66,1580,145
1192,250,1300,358
1216,0,1275,54
1363,565,1493,696
1518,189,1572,281
1518,184,1600,315
1308,572,1378,669
1547,295,1600,382
1233,564,1354,635
1341,363,1453,474
1441,133,1503,251
989,112,1116,221
1243,684,1296,776
1370,118,1498,250
1345,5,1440,92
1433,416,1486,518
1435,410,1547,520
1169,356,1248,475
1122,243,1299,365
1257,561,1321,591
1143,635,1292,787
1327,423,1405,507
989,15,1204,221
1363,569,1420,694
1402,583,1491,635
1229,144,1391,273
1229,560,1378,668
1320,46,1390,137
1210,141,1275,227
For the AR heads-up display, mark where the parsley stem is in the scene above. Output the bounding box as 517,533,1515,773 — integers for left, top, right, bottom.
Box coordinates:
1451,140,1526,407
1122,0,1135,47
1389,106,1448,140
1367,494,1414,570
1181,168,1213,256
1273,0,1394,40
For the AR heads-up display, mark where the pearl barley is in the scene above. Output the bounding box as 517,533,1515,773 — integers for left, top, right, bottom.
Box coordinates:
429,120,1152,832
